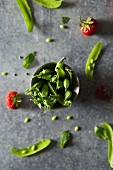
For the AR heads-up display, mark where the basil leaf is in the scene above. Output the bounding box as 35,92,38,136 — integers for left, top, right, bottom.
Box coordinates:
33,0,62,8
94,126,108,140
22,52,35,69
62,17,70,24
59,131,71,148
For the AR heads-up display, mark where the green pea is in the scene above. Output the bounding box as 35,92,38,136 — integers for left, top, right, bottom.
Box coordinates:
1,72,8,76
16,0,34,32
59,25,65,29
21,150,27,154
66,115,72,120
24,117,29,123
51,116,57,120
75,126,79,131
10,139,51,157
63,78,70,91
46,38,51,42
90,59,93,64
65,90,72,100
85,42,103,80
31,145,36,151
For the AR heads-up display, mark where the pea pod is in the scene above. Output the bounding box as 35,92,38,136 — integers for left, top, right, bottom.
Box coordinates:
16,0,34,32
10,139,51,157
63,78,70,91
55,57,65,70
85,42,103,80
100,123,113,169
65,90,72,100
34,69,54,80
41,83,49,97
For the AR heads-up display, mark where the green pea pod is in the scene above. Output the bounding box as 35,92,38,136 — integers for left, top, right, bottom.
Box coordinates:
25,80,44,95
65,67,73,83
56,68,66,78
63,78,70,91
16,0,34,32
65,90,72,100
41,83,49,97
33,0,62,9
48,82,57,95
85,42,103,80
55,57,65,70
10,139,51,157
100,123,113,169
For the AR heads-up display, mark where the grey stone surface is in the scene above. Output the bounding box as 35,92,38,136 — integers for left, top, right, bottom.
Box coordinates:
0,0,113,169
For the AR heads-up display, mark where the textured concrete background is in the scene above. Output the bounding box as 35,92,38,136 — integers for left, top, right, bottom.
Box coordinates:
1,0,113,169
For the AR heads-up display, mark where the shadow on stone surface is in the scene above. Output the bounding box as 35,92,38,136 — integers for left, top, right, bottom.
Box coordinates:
97,19,113,36
59,1,75,9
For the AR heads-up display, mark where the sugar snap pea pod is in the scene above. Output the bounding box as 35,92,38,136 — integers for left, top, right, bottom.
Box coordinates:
100,123,113,169
10,139,51,157
41,83,49,97
65,90,72,100
48,82,57,95
25,80,44,95
56,80,62,90
34,69,54,80
56,68,66,78
85,42,103,80
63,78,70,91
55,57,65,70
49,75,58,83
63,100,72,106
65,67,73,83
16,0,34,32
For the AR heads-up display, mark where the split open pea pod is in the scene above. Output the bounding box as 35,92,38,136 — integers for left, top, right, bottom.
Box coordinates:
16,0,34,32
85,42,103,80
10,139,51,157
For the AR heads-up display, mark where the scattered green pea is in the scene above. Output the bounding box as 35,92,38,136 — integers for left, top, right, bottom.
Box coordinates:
1,72,8,76
66,115,72,120
24,117,29,123
59,25,65,29
46,38,51,43
74,126,79,131
52,116,57,120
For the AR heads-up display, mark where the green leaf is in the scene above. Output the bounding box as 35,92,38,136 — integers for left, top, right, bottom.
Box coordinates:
22,52,35,69
94,126,108,140
62,17,70,24
59,131,71,148
33,0,62,8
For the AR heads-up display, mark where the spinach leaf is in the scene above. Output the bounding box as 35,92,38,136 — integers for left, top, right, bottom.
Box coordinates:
62,17,70,24
22,52,35,69
59,131,71,148
33,0,62,8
